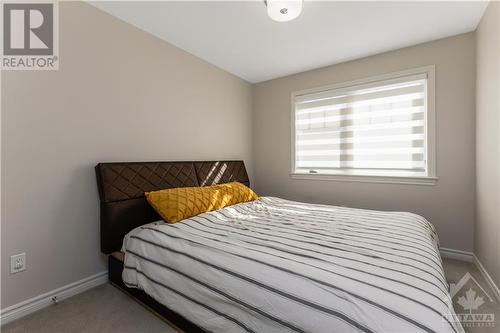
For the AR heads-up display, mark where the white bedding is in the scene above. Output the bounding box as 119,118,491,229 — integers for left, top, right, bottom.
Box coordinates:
122,197,463,333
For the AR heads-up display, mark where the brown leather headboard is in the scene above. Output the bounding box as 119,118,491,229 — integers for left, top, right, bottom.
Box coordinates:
95,160,250,254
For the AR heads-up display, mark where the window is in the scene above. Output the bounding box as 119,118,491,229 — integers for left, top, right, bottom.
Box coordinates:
291,66,436,185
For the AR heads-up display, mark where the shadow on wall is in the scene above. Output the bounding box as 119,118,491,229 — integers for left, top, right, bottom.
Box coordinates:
53,163,107,270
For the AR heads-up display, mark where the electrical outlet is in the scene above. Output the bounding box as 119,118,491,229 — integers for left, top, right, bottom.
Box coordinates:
10,253,26,274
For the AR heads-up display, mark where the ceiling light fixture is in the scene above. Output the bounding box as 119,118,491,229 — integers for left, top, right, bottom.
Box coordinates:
266,0,302,22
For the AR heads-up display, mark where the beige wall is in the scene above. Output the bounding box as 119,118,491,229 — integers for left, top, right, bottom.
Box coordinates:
475,1,500,288
1,2,253,308
253,33,476,252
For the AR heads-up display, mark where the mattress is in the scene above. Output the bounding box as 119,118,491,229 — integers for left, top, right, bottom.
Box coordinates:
121,196,463,333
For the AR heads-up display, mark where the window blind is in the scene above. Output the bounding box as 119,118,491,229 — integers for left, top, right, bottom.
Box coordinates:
294,74,428,176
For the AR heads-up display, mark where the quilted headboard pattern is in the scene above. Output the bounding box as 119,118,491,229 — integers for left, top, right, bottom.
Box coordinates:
95,160,250,254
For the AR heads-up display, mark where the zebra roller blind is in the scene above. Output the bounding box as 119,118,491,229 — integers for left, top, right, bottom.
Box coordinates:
294,73,429,177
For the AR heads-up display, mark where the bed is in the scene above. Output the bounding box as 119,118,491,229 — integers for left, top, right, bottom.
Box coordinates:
95,160,463,333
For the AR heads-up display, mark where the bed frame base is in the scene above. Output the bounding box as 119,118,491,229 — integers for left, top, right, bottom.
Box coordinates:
108,255,206,333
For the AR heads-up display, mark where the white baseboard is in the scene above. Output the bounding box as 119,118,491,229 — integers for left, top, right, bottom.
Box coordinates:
440,247,474,262
473,254,500,303
0,271,108,326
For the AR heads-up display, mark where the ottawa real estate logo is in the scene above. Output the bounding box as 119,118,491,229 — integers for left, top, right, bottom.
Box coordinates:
443,272,496,329
1,1,58,70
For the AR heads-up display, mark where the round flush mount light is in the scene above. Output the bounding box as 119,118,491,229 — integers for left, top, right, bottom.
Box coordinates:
266,0,303,22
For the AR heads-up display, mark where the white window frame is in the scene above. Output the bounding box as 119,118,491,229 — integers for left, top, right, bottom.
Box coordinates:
290,65,437,186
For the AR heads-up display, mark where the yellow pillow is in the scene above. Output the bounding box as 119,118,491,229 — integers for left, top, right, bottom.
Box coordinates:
145,182,259,223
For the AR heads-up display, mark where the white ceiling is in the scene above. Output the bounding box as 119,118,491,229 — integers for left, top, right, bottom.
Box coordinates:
91,1,489,83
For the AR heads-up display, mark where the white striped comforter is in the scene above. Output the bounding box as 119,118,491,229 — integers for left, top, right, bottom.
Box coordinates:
122,197,463,333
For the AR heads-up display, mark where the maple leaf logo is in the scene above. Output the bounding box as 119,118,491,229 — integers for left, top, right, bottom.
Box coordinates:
457,288,485,313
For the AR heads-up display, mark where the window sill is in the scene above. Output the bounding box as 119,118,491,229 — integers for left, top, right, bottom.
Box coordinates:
290,173,438,186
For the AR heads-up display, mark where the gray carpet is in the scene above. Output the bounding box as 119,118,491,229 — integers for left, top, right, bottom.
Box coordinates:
1,283,178,333
2,258,499,333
